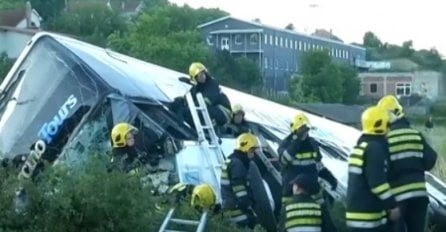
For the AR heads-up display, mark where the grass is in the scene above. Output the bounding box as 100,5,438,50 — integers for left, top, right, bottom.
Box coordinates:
412,122,446,181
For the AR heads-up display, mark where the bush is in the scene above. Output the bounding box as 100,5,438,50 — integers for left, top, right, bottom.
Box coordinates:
0,155,257,232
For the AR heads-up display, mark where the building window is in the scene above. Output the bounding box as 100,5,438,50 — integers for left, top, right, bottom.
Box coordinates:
270,35,273,45
285,61,289,71
370,83,377,93
285,38,288,48
346,51,349,59
290,40,293,49
312,44,316,50
299,41,302,50
264,34,268,45
280,37,283,47
275,59,279,70
250,34,259,45
264,57,268,69
275,36,278,46
395,83,411,96
234,34,243,45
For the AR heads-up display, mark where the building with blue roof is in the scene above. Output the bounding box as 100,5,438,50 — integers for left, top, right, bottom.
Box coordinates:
197,16,367,92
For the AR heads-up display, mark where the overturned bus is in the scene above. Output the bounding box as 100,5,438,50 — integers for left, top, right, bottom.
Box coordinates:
0,32,445,231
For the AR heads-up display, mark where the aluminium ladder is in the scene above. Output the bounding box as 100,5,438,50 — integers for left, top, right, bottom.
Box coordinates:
159,92,224,232
158,208,209,232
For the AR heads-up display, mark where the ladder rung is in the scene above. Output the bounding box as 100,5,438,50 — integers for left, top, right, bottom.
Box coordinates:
171,218,200,226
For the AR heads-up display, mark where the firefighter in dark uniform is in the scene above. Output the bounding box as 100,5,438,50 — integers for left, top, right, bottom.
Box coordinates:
221,132,259,229
346,106,400,232
224,104,251,137
109,122,142,174
278,112,338,231
377,95,438,232
284,174,325,232
188,62,232,127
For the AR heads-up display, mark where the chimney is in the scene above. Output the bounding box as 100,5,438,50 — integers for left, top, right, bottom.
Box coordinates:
25,1,32,28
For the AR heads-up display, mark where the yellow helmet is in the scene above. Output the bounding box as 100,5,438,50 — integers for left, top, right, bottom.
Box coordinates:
191,183,217,210
291,112,309,133
232,104,244,114
361,106,390,135
236,133,259,153
189,62,207,83
377,95,404,119
111,122,138,148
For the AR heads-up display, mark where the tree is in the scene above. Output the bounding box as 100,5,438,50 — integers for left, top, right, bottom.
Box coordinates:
363,31,382,48
285,23,295,30
290,50,360,104
46,3,128,47
208,51,262,92
338,64,360,104
0,155,247,232
400,40,414,57
0,0,25,10
107,4,228,73
30,0,66,22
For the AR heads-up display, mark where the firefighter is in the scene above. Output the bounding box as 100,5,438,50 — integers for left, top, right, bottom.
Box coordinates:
165,182,220,213
377,95,438,232
284,174,325,232
277,112,337,231
224,103,251,137
109,122,142,174
221,132,259,229
188,62,232,127
346,106,400,232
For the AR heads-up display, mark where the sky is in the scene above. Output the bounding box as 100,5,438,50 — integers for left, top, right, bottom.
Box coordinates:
168,0,446,56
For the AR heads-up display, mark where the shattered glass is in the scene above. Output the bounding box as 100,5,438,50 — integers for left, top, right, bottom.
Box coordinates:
0,37,101,159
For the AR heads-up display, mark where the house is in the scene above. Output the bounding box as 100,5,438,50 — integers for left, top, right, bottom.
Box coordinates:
0,1,42,29
197,15,367,92
359,71,443,101
0,26,38,59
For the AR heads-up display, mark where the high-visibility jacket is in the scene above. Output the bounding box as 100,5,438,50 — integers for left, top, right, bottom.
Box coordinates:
284,193,323,232
220,150,254,223
278,134,337,200
346,134,397,230
387,117,438,202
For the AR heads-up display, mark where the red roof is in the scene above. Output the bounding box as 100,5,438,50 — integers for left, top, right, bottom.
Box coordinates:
0,9,26,27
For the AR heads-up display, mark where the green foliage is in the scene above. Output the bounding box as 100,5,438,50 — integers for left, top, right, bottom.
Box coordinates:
0,53,14,83
290,50,360,104
363,31,382,48
208,51,262,92
363,31,445,72
0,0,24,10
0,155,256,232
338,64,360,104
46,3,128,47
107,4,227,73
30,0,66,22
